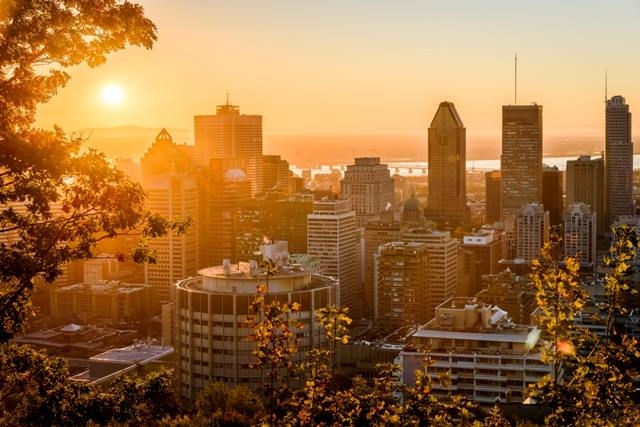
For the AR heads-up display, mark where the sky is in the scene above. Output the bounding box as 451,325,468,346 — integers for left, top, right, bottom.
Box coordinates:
35,1,640,144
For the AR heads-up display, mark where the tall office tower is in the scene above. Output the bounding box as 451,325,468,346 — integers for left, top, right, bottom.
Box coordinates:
515,202,549,262
402,228,458,320
425,101,468,226
542,165,564,227
564,203,597,268
218,168,252,264
485,170,502,224
605,95,633,228
374,242,430,331
195,100,263,195
566,155,605,235
307,199,360,316
141,130,199,303
363,212,402,319
262,154,291,194
500,104,543,221
341,157,394,227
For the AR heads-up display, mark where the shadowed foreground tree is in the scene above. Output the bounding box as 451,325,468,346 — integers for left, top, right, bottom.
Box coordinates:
0,0,192,341
0,343,180,426
528,231,640,426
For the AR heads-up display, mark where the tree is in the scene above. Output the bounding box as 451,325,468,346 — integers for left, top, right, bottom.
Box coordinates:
0,1,189,341
528,230,640,426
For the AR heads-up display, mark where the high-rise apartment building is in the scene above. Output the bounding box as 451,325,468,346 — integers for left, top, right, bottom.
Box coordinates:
363,212,402,319
195,101,263,195
605,95,633,228
307,199,360,316
515,202,549,263
542,165,563,227
374,242,429,331
566,155,605,235
402,228,458,320
564,203,597,268
501,105,543,221
141,130,199,303
485,170,502,224
425,102,468,226
341,157,394,227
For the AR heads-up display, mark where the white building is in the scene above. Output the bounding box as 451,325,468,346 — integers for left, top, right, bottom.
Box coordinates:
564,203,597,268
172,260,338,403
307,199,360,316
341,157,394,227
515,202,549,263
398,297,552,405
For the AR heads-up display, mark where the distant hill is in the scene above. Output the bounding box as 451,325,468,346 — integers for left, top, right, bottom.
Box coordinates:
75,126,193,161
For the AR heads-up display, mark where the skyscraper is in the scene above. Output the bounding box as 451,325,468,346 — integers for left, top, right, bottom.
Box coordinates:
566,155,605,235
341,157,394,227
542,165,563,227
605,95,633,228
307,200,360,316
485,170,502,224
141,130,199,303
195,100,263,195
500,104,543,221
425,101,468,226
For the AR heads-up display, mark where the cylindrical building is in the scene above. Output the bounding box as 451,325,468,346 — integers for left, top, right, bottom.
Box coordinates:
174,261,338,402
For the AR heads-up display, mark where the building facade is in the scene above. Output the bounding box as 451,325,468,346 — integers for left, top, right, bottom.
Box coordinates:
515,202,549,263
399,297,551,405
374,242,429,331
341,157,394,227
307,199,360,316
542,165,563,227
605,95,633,228
566,155,605,235
173,262,338,402
485,170,502,225
195,101,263,196
564,203,597,268
425,102,468,227
500,105,543,221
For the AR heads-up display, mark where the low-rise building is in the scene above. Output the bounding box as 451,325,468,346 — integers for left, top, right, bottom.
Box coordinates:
398,297,552,405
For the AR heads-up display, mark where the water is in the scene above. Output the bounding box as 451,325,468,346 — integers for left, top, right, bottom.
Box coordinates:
292,154,640,178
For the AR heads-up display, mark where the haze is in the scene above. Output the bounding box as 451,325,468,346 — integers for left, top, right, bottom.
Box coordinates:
34,1,640,162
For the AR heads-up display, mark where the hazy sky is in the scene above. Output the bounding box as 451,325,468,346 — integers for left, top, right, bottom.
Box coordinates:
35,0,640,140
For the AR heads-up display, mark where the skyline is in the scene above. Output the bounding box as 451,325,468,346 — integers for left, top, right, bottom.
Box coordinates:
34,1,640,147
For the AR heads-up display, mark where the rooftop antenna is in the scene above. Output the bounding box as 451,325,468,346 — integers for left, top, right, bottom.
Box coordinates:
226,92,230,105
604,68,608,104
514,52,518,105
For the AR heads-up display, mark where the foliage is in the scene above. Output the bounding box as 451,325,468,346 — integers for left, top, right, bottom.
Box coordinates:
187,382,264,427
0,0,191,342
0,343,180,426
245,281,303,414
528,227,640,426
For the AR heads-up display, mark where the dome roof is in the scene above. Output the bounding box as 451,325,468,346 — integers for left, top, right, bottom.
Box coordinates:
403,193,421,211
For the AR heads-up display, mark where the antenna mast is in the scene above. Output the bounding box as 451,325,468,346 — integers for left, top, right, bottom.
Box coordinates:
604,68,608,104
514,52,518,104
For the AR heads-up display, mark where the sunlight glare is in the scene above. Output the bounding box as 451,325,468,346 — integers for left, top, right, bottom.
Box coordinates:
101,84,124,105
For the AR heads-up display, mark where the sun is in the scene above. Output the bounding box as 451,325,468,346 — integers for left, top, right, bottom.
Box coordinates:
101,84,124,105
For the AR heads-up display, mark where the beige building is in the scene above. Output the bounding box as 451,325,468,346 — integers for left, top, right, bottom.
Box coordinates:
173,260,338,402
307,199,360,317
515,202,549,263
399,297,551,405
564,203,597,268
402,228,458,320
51,281,154,323
341,157,394,227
